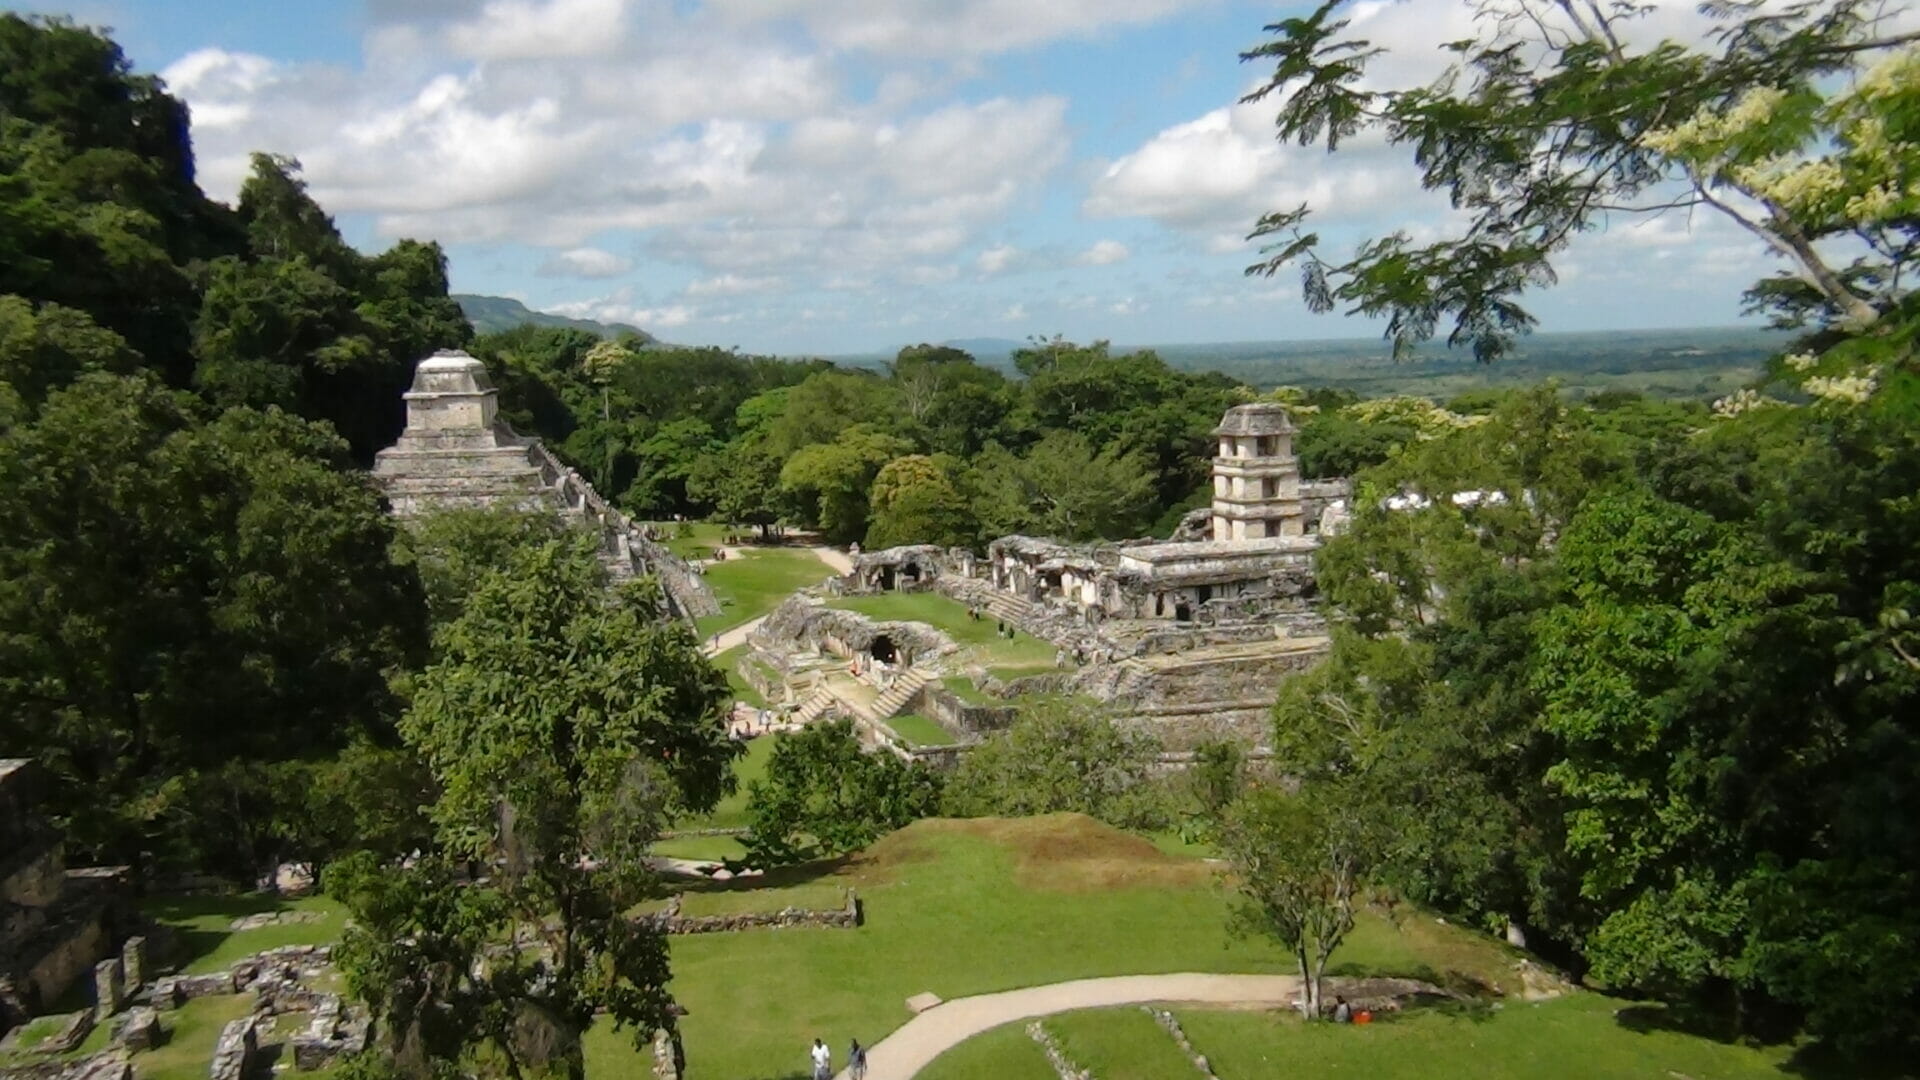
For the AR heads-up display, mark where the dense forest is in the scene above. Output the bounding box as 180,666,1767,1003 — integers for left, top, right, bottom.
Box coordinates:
2,6,1918,1072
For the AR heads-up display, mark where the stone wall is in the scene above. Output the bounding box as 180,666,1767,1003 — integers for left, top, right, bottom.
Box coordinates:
642,891,859,934
751,597,956,668
915,686,1016,736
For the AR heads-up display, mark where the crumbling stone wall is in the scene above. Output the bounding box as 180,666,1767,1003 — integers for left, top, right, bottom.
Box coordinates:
641,891,859,934
751,598,955,668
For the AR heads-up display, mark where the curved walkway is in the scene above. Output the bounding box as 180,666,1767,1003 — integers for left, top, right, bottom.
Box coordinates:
843,972,1302,1080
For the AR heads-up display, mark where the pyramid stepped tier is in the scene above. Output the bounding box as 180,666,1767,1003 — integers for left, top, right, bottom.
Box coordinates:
372,351,719,619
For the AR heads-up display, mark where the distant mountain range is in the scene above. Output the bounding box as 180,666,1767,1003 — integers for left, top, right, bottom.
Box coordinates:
938,337,1026,360
455,294,654,342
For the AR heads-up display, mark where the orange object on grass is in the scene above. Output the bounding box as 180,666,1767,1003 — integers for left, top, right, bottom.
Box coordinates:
1354,1011,1372,1024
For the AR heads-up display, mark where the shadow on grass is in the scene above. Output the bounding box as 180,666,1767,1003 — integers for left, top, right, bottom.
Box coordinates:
140,893,298,973
1612,1003,1912,1080
678,854,857,896
1324,960,1504,1004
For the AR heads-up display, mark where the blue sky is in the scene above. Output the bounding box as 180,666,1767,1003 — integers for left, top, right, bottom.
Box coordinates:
27,0,1784,354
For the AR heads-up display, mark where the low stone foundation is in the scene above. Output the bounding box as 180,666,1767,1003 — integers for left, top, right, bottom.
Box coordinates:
643,891,859,934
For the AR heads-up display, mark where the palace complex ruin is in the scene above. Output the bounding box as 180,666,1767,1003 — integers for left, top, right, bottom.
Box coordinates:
371,351,717,620
0,760,132,1032
747,403,1350,752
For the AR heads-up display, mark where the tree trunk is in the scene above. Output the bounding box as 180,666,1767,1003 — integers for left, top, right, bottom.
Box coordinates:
1297,945,1321,1019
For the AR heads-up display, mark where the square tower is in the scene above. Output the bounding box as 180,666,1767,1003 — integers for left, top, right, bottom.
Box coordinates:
1210,402,1304,542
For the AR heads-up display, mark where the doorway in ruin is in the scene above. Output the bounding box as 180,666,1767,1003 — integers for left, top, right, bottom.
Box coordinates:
869,635,898,664
877,565,896,590
1174,600,1192,622
901,562,923,584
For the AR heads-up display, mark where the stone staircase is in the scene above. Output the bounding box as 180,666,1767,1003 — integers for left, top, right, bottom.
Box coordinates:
939,576,1036,628
856,668,932,724
789,688,838,726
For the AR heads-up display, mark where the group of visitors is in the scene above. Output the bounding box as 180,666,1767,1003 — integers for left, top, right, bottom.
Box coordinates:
810,1037,866,1079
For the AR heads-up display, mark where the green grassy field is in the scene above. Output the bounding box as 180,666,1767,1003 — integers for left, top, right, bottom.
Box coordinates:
940,676,995,705
921,995,1799,1080
136,994,254,1080
1177,995,1796,1080
713,644,770,708
585,814,1537,1080
645,521,730,561
914,1022,1055,1080
139,894,348,975
1049,1007,1200,1080
696,548,837,637
884,712,957,746
829,593,1059,677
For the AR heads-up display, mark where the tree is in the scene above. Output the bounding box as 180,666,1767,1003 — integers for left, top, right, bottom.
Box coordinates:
194,155,470,462
743,719,943,865
1218,784,1371,1019
779,426,915,544
388,537,736,1079
0,295,138,407
687,439,784,538
0,373,426,871
865,454,975,549
969,432,1158,541
942,700,1169,831
1240,1,1920,359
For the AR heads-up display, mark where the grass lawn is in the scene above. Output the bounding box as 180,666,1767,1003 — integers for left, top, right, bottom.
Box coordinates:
1175,994,1796,1080
829,593,1059,677
651,834,747,861
658,735,773,845
646,521,729,561
916,1022,1056,1080
1048,1007,1200,1080
139,894,347,975
135,993,254,1080
583,813,1542,1080
678,879,848,917
884,713,957,747
713,645,770,708
940,676,994,705
696,548,837,637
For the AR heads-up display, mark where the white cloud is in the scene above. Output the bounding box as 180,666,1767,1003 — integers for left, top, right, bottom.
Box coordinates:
537,246,632,277
445,0,629,60
1074,239,1129,266
685,273,783,297
976,244,1019,274
1086,100,1436,241
708,0,1222,57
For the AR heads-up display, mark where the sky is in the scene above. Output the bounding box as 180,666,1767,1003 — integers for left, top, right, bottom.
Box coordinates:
18,0,1824,354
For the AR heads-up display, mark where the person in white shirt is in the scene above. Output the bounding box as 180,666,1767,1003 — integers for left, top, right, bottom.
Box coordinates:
810,1037,832,1080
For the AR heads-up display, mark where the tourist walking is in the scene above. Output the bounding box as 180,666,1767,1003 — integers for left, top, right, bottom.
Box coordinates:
810,1037,831,1080
848,1038,868,1080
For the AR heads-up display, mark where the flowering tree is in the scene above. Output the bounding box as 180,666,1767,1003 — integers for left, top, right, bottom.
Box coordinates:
1242,0,1920,359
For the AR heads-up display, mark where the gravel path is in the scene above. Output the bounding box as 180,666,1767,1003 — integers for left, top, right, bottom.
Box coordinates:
839,972,1302,1080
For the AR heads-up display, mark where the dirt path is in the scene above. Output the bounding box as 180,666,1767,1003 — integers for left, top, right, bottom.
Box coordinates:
839,972,1302,1080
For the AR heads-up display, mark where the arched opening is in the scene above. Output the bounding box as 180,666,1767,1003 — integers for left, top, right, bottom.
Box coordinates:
902,562,922,584
869,635,898,664
877,565,897,591
1174,600,1192,622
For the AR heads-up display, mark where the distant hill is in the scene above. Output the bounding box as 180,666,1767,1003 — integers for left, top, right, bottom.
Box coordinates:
939,337,1024,361
455,294,654,342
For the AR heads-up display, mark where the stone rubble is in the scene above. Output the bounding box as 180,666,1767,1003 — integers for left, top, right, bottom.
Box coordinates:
1025,1021,1094,1080
1143,1007,1218,1078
